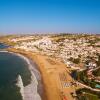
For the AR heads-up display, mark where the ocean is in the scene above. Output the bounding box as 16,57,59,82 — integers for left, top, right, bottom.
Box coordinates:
0,43,31,100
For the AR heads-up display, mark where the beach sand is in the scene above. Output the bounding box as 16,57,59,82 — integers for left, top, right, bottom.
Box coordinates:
7,48,76,100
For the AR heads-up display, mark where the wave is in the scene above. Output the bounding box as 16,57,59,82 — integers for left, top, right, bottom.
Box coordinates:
1,51,42,100
14,53,41,100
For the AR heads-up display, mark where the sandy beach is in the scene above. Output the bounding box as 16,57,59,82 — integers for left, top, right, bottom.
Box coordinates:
7,48,78,100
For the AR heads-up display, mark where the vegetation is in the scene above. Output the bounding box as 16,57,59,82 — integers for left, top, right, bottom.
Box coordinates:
34,45,43,51
76,88,100,100
93,68,100,76
96,54,100,66
68,57,80,64
76,70,100,88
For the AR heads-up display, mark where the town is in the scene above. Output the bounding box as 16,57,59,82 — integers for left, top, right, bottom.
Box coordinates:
1,34,100,100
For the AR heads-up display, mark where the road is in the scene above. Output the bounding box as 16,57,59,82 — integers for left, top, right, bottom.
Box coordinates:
76,81,100,92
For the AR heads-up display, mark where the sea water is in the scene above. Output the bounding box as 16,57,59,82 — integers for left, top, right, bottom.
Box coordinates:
0,52,31,100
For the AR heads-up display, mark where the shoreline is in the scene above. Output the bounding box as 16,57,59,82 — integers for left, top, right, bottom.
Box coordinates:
15,52,42,100
7,48,76,100
0,50,44,100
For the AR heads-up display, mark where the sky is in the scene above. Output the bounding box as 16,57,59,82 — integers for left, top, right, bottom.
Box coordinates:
0,0,100,34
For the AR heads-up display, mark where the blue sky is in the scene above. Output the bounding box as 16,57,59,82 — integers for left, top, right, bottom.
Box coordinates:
0,0,100,34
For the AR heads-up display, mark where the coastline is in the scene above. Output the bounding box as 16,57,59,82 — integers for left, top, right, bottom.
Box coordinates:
14,52,42,100
0,50,43,100
7,48,71,100
7,48,62,100
6,46,77,100
6,47,79,100
15,52,45,100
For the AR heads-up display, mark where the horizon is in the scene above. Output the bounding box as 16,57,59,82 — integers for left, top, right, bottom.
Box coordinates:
0,32,100,36
0,0,100,34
